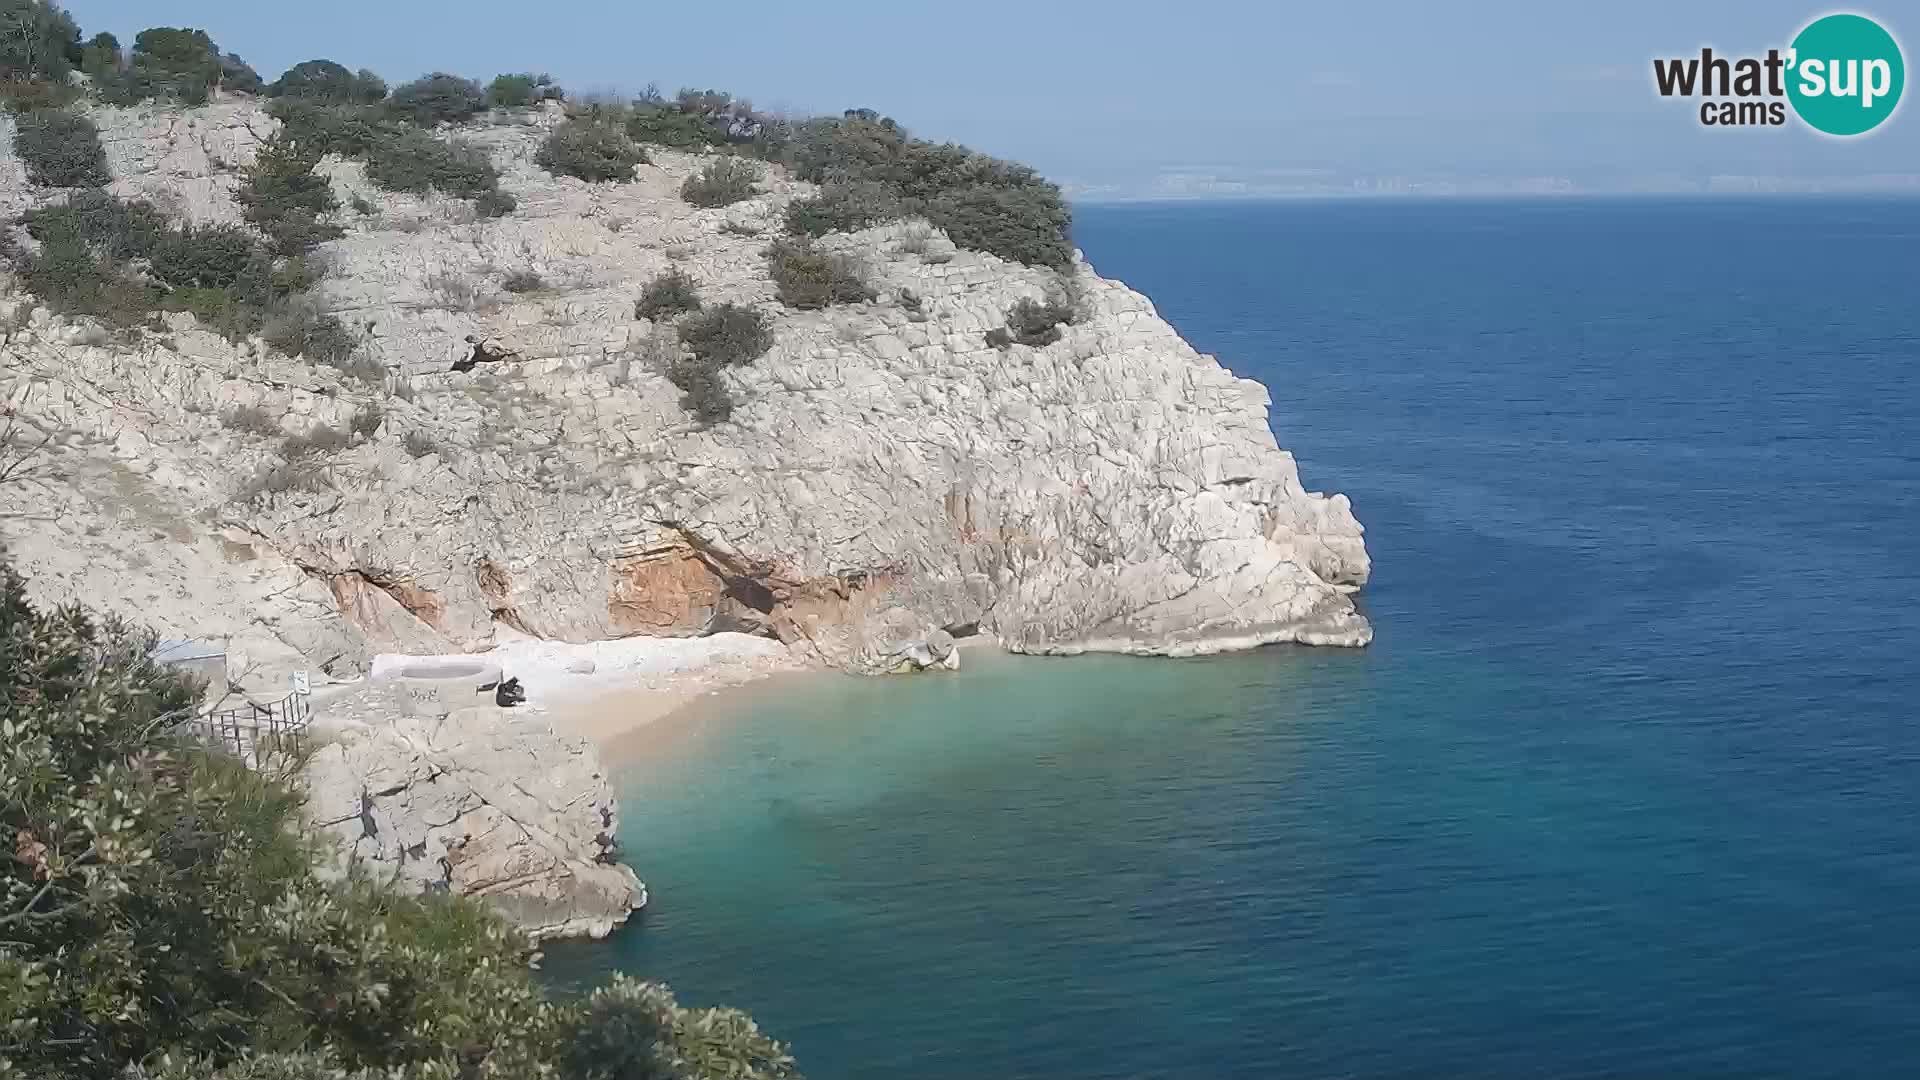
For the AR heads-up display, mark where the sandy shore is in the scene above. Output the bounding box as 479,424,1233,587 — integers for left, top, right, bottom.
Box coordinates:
363,629,805,748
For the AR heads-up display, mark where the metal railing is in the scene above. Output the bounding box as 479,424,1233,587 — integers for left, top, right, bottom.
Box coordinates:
180,690,313,768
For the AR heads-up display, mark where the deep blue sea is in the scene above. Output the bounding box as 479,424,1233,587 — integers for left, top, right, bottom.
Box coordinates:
548,198,1920,1078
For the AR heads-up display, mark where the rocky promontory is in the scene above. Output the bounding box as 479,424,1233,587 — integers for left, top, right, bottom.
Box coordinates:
0,87,1369,937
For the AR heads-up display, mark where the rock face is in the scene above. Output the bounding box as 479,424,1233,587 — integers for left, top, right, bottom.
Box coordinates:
305,682,645,940
0,100,1370,682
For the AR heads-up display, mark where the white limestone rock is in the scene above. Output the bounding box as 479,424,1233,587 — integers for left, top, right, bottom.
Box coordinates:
0,98,1372,686
305,685,644,940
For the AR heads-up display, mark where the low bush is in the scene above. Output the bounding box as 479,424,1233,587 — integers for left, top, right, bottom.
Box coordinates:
784,179,904,238
502,270,543,293
668,357,735,424
634,268,701,321
925,183,1074,270
222,404,280,435
148,224,259,289
535,118,646,182
0,76,81,113
677,301,772,368
261,299,361,370
773,114,1074,268
13,108,110,187
269,59,387,103
266,99,395,157
18,223,155,326
21,188,167,259
349,403,384,438
767,238,872,310
402,429,439,458
282,419,350,458
236,132,343,255
625,102,726,149
679,156,759,208
363,130,511,212
488,72,561,108
995,294,1080,348
387,71,485,126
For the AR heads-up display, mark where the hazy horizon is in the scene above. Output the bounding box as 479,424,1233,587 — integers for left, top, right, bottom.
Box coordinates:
60,0,1919,199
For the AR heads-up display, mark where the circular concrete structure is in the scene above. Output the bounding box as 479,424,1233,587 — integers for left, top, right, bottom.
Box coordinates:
382,658,503,717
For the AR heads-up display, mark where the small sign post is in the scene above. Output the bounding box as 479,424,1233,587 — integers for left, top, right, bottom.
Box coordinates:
292,670,310,696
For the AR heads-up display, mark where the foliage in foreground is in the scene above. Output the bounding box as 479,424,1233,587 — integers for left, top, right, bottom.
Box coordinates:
0,550,800,1080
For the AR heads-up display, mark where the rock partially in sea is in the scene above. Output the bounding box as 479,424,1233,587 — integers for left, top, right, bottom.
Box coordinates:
305,682,644,940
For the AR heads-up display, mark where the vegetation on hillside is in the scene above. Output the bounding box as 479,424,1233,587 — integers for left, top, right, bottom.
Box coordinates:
0,546,800,1079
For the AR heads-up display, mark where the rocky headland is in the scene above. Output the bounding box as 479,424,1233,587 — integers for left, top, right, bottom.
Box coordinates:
0,91,1369,937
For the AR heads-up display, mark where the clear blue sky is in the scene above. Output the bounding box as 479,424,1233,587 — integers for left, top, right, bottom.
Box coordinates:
62,0,1920,196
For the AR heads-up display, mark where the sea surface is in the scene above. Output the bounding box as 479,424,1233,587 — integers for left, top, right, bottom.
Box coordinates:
546,198,1920,1078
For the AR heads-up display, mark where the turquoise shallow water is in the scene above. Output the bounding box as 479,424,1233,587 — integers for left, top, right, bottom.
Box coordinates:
547,198,1920,1078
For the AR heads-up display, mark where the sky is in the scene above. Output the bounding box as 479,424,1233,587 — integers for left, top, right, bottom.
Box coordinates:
62,0,1920,199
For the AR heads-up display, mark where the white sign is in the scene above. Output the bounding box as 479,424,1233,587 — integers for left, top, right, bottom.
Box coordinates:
291,670,311,695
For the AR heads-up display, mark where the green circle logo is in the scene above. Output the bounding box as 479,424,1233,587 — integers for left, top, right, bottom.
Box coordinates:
1787,13,1905,135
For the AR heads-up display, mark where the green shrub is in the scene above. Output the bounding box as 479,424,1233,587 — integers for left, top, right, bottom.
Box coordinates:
21,188,167,259
236,132,343,255
386,71,485,126
222,404,280,435
925,183,1074,269
677,301,772,368
265,99,397,158
12,108,109,187
535,118,646,182
487,72,560,108
669,357,735,423
268,59,386,103
625,102,724,148
348,403,383,438
767,238,872,310
501,269,543,293
18,220,156,325
0,75,81,112
128,26,220,100
996,294,1079,348
261,299,360,370
149,224,260,289
679,156,760,207
362,130,510,212
77,30,118,74
0,0,81,82
784,179,904,237
402,429,438,458
776,114,1074,267
0,549,798,1080
634,268,701,321
219,51,263,94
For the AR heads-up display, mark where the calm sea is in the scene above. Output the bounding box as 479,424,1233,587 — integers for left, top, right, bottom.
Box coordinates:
547,197,1920,1079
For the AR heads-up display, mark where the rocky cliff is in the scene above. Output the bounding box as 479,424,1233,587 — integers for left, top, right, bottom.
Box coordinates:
0,100,1369,684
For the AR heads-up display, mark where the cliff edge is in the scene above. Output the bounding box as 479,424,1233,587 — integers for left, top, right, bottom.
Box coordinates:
0,100,1369,682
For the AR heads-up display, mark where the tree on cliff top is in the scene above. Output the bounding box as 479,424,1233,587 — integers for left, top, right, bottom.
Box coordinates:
0,0,81,83
0,550,799,1079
